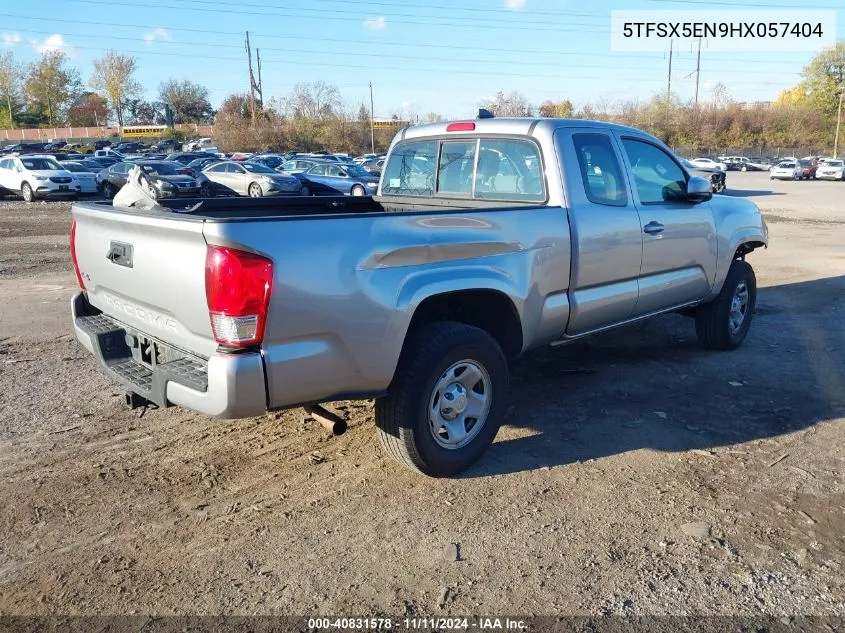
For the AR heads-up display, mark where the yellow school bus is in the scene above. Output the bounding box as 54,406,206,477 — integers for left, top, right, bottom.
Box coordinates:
121,125,168,138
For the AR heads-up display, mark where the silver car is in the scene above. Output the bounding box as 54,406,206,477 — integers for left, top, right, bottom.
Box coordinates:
201,161,304,197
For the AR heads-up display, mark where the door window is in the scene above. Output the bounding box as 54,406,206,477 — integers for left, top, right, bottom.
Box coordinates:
308,164,328,176
327,165,345,177
622,138,687,203
572,133,627,206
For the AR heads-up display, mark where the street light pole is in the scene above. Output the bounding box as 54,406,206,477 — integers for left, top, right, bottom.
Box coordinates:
834,88,844,159
369,81,375,154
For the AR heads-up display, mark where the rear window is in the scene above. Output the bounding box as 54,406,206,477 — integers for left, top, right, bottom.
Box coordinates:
381,141,437,196
382,137,544,202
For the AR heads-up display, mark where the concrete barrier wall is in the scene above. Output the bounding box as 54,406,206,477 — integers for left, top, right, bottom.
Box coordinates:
0,124,214,142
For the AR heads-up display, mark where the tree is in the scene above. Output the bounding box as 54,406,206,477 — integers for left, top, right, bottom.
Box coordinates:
159,79,214,123
67,92,109,126
800,40,845,119
283,81,342,120
481,91,533,117
356,103,370,122
218,93,250,119
423,112,444,123
774,84,810,108
125,98,162,124
25,51,81,126
538,99,574,118
89,51,141,126
0,51,25,129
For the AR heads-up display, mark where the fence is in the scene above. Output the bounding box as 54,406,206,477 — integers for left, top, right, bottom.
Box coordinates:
672,146,826,160
0,124,214,142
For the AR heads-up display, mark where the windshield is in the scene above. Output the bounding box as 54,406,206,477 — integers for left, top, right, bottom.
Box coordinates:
798,159,812,167
779,162,796,168
825,160,843,167
140,162,181,176
21,157,61,171
61,162,91,173
243,163,277,174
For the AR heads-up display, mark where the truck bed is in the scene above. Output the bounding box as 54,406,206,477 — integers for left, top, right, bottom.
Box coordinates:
77,195,539,222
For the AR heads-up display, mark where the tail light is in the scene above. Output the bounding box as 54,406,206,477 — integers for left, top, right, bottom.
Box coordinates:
70,219,85,289
446,122,476,132
205,245,273,348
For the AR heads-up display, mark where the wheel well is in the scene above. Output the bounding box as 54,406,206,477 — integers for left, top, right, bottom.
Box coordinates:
406,290,523,359
734,241,765,260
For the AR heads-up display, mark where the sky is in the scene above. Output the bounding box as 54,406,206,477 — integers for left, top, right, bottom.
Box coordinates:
0,0,842,120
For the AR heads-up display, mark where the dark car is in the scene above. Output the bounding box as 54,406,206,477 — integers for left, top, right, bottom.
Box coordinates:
360,157,385,176
97,160,200,199
151,139,182,153
1,143,47,155
167,151,219,165
43,141,67,151
113,141,147,153
185,156,222,177
798,158,818,180
248,155,286,170
295,162,379,196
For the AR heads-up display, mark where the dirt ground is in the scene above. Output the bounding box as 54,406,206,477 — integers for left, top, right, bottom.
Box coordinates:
0,172,843,620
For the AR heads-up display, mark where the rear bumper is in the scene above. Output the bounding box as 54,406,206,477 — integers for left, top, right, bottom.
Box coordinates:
72,292,267,419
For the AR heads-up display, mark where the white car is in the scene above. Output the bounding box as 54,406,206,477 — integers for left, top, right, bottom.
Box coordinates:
690,157,727,172
0,154,80,201
817,159,844,181
59,161,99,194
770,160,802,180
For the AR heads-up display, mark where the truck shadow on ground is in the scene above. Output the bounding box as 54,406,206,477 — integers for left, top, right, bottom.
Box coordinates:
467,275,845,478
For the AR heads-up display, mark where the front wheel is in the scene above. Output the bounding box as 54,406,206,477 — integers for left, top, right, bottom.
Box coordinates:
102,182,117,199
199,183,214,198
741,165,747,172
351,185,365,197
248,182,263,198
21,182,34,203
374,322,509,477
695,260,757,351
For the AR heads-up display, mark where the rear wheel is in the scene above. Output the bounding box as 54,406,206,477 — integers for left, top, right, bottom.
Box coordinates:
21,183,34,203
374,322,509,477
741,165,747,172
695,260,757,351
351,185,365,197
199,182,214,198
248,182,263,198
102,182,117,199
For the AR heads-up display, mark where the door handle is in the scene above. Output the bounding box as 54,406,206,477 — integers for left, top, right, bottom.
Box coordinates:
643,221,665,235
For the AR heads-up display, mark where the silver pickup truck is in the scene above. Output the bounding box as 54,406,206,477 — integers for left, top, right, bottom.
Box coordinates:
70,117,768,476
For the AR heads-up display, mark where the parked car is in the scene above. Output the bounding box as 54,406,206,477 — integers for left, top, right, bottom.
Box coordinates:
0,154,80,201
97,160,200,199
295,162,380,196
69,116,769,476
746,157,772,171
248,155,286,170
360,157,385,176
59,161,99,194
681,158,726,193
797,157,818,180
43,141,67,151
770,160,802,180
151,139,182,153
278,158,324,174
185,156,223,177
689,157,727,172
1,142,47,155
816,158,844,181
199,161,304,197
113,141,147,154
167,152,218,165
92,156,122,168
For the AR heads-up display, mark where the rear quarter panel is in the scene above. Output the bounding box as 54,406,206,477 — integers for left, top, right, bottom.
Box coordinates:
204,206,572,408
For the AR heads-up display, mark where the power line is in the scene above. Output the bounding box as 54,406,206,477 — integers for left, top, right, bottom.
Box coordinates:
61,0,607,33
0,15,811,66
12,27,803,75
644,0,841,7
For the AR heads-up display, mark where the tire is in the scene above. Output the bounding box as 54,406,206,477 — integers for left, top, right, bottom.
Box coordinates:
199,183,214,198
102,182,117,199
695,260,757,351
21,182,34,203
248,182,263,198
741,165,747,172
146,183,159,200
351,185,365,197
374,322,509,477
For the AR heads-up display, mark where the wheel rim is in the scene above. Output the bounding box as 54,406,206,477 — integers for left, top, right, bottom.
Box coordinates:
729,280,750,334
352,186,364,196
23,185,32,201
200,185,211,197
249,184,261,197
428,360,492,450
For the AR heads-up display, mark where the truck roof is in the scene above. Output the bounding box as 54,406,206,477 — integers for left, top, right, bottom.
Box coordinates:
398,117,658,143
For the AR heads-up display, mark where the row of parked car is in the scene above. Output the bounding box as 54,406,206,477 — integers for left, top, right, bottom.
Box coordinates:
0,146,390,201
687,155,844,181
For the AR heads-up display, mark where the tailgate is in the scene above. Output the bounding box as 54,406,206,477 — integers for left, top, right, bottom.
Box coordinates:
72,203,217,359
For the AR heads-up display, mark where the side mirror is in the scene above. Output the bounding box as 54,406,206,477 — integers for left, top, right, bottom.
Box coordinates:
686,176,712,203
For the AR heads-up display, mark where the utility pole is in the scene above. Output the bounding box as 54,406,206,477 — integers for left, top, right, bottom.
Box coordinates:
834,88,844,159
245,31,256,123
256,49,264,108
667,38,673,101
369,81,375,154
694,37,702,108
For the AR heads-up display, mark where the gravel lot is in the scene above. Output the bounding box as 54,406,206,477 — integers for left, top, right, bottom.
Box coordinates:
0,172,843,619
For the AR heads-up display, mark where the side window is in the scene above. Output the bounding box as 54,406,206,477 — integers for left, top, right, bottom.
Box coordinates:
113,163,130,174
437,141,476,195
475,138,545,201
381,141,437,196
328,165,345,177
622,138,687,203
572,133,627,207
227,163,243,174
208,163,226,173
309,164,328,176
0,159,8,170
